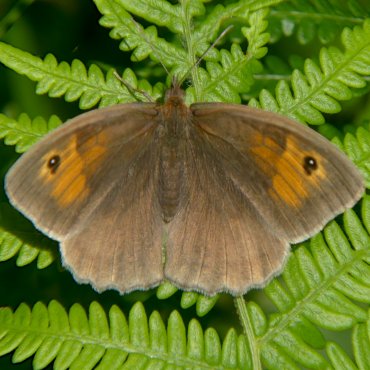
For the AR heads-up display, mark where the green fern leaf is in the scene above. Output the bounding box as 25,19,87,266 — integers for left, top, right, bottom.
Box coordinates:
155,280,179,299
186,44,262,103
254,196,370,368
95,1,272,102
179,0,281,66
0,300,251,369
187,8,270,103
352,310,370,370
326,341,359,370
269,1,370,44
94,0,188,66
250,19,370,124
118,0,205,34
156,282,219,316
332,125,370,188
0,204,55,269
0,113,61,153
0,43,160,109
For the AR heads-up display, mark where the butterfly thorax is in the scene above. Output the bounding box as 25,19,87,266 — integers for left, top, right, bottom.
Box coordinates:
162,85,188,135
157,86,189,223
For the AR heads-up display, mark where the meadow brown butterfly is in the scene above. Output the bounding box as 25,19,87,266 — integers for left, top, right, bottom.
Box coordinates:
5,83,364,296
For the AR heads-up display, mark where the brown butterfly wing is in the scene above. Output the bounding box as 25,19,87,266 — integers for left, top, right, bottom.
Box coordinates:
165,103,363,295
6,103,165,292
165,127,290,295
191,103,364,243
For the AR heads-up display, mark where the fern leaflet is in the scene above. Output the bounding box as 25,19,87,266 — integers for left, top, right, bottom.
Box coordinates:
0,113,61,153
0,204,55,269
269,0,370,44
0,300,250,369
250,19,370,125
0,45,161,109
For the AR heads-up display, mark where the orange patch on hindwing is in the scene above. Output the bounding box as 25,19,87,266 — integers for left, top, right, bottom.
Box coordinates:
250,132,326,208
39,131,107,206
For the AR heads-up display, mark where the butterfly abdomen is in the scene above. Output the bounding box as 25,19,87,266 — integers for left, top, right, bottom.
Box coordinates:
157,90,189,223
158,140,184,223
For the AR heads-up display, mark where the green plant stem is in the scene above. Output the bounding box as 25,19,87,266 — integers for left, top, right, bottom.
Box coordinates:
181,0,201,100
234,296,261,370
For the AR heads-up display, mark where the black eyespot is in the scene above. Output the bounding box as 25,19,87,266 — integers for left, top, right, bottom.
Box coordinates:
47,155,61,174
303,156,318,175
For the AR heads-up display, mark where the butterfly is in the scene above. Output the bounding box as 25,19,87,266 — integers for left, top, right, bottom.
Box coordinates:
5,83,364,296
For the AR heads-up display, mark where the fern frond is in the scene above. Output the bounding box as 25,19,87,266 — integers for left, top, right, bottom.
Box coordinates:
180,0,281,63
0,204,55,269
0,113,61,153
156,282,219,316
269,0,370,44
352,310,370,370
232,197,370,369
95,1,271,102
182,292,219,317
94,0,279,68
0,43,160,109
326,341,359,370
186,44,261,103
250,19,370,125
256,196,370,368
94,0,188,66
0,300,250,369
186,8,270,103
116,0,205,34
332,124,370,188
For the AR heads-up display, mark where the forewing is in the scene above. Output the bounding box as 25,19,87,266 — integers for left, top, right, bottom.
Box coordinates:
6,103,165,292
165,130,290,295
191,103,364,243
6,103,157,238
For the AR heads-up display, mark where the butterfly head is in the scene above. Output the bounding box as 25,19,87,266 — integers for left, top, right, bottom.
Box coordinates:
165,78,185,104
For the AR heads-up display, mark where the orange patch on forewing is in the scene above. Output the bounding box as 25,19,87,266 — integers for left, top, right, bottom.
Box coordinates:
250,133,326,208
249,132,283,175
39,132,108,207
78,133,108,172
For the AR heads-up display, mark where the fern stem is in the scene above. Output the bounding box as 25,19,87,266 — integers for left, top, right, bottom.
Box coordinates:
234,296,261,370
180,0,201,100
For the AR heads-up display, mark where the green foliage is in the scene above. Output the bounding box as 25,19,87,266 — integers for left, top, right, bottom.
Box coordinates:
352,311,370,370
0,113,61,153
156,283,219,317
333,124,370,188
0,0,36,38
260,197,370,368
0,0,369,369
0,203,56,269
268,0,370,44
0,300,249,369
249,19,370,124
0,45,161,109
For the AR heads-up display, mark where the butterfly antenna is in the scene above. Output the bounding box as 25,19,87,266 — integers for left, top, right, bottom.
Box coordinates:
129,17,172,79
113,70,154,102
113,15,174,102
130,15,234,86
178,24,234,86
119,16,233,91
